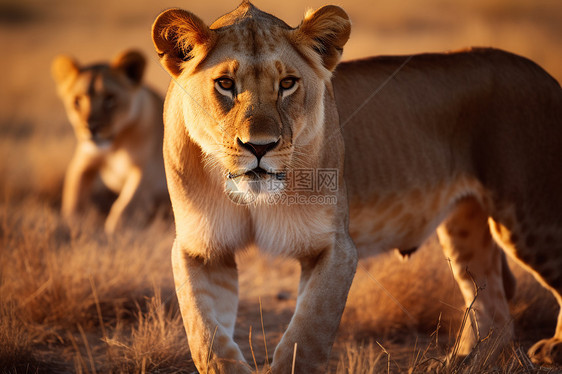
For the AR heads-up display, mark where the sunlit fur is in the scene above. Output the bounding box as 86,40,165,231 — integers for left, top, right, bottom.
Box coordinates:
335,49,561,364
52,50,168,234
153,2,562,373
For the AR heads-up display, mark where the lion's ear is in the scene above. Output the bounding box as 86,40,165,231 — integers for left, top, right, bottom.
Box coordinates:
51,55,80,85
112,50,146,85
292,5,351,72
152,8,215,77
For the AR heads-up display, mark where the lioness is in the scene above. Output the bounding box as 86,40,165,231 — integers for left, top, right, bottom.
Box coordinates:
52,50,168,234
152,2,562,372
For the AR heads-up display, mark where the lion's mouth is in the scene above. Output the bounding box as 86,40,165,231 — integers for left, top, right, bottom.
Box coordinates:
227,167,286,180
85,134,113,149
224,167,287,201
88,132,114,143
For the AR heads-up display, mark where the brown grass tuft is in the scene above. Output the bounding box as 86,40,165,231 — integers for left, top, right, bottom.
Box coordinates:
98,289,193,373
334,339,548,373
0,301,40,372
1,200,174,332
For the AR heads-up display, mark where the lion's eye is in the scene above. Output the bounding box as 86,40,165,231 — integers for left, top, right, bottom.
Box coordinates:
280,77,298,90
74,96,81,109
217,78,235,91
103,94,116,109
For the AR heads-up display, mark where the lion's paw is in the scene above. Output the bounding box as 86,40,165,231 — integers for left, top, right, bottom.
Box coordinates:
528,338,562,365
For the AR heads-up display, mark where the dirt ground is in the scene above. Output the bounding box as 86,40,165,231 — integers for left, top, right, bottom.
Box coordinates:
1,0,561,373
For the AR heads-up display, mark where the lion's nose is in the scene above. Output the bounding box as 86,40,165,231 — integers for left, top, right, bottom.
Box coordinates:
88,120,103,136
237,138,279,160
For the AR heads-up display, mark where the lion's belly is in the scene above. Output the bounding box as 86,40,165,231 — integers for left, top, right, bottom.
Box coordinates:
99,151,134,193
348,176,485,258
348,199,444,257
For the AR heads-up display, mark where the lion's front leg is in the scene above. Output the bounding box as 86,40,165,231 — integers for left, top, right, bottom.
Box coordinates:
172,240,251,374
62,148,99,221
270,235,358,373
105,167,144,235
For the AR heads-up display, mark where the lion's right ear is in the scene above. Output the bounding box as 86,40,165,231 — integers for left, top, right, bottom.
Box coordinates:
112,50,146,86
152,8,216,77
51,55,79,85
291,6,351,73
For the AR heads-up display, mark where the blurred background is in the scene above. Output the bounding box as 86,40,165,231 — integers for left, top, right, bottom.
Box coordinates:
2,0,560,203
1,0,560,140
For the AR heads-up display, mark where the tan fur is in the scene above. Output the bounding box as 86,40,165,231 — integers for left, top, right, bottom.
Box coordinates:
52,50,168,234
152,2,562,372
336,51,562,364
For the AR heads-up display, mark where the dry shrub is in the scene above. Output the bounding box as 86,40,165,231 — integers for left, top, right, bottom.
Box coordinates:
0,301,39,372
335,341,386,374
0,196,177,371
97,289,193,373
0,197,174,334
334,339,545,373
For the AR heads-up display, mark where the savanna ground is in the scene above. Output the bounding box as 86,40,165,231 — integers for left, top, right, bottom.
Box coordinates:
1,0,561,372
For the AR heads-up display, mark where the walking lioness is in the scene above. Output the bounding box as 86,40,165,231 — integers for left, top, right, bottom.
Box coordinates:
52,50,168,234
152,2,562,372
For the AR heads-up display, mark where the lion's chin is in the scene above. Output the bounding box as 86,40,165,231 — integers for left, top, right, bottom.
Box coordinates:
224,169,286,205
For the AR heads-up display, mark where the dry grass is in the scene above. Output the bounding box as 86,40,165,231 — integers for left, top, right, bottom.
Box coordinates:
341,240,463,340
333,340,548,374
0,301,39,372
1,0,561,372
0,156,559,373
0,188,178,371
86,289,191,373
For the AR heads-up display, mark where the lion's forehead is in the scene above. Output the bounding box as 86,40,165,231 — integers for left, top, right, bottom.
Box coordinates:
69,69,126,97
217,19,288,56
238,61,285,86
66,71,96,96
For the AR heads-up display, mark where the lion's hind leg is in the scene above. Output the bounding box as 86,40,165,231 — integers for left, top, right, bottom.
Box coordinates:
489,212,562,366
437,197,514,362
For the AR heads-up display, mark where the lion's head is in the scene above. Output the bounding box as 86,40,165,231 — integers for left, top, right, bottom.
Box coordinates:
52,50,147,146
152,2,350,202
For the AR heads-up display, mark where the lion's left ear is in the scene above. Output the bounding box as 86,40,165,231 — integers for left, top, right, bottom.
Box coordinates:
112,50,146,85
291,5,351,72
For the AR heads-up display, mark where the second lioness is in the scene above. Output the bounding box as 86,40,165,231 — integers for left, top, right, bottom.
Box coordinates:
52,50,168,234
